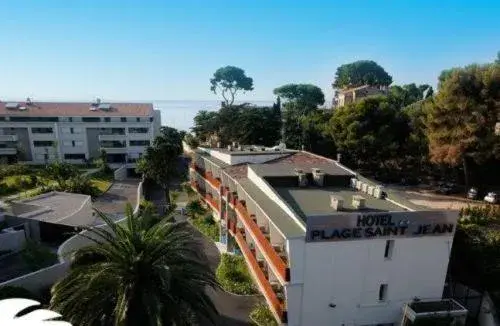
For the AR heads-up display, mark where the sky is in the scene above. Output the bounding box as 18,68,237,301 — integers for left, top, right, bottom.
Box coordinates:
0,0,499,104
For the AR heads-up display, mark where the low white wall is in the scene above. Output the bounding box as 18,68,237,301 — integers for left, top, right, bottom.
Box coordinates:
0,263,69,293
479,292,500,326
114,165,127,181
0,229,26,252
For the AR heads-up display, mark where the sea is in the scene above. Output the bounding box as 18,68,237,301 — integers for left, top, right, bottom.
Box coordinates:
153,100,274,132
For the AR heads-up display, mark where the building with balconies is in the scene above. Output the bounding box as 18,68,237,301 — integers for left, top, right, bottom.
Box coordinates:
189,145,466,326
0,100,161,168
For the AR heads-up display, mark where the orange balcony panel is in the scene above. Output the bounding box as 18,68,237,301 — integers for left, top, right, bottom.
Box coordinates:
235,202,290,284
190,182,220,214
190,164,222,191
234,230,286,324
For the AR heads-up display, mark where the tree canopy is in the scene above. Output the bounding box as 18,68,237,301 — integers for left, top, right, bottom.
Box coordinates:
50,205,219,325
210,66,254,106
273,84,325,112
136,126,183,204
426,63,500,185
389,83,433,107
333,60,393,89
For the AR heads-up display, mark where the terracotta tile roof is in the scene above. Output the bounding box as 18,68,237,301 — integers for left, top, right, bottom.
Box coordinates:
223,164,248,180
0,101,154,117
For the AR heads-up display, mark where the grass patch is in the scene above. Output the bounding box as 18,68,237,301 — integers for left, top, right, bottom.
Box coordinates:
216,253,257,295
89,170,114,195
191,215,219,242
250,303,278,326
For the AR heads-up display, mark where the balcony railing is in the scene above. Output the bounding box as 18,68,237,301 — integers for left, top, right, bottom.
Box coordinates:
189,163,221,190
190,182,220,213
230,225,287,324
233,200,290,284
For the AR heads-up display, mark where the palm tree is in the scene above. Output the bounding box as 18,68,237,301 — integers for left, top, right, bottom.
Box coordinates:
50,204,219,326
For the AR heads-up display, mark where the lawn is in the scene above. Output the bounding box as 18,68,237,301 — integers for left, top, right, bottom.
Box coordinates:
216,253,257,295
90,171,114,195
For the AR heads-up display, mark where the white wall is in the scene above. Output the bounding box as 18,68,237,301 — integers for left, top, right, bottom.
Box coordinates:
300,236,454,326
0,229,26,252
478,292,500,326
0,262,69,293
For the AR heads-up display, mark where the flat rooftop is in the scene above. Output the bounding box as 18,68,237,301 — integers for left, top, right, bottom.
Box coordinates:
250,162,353,177
275,187,404,221
11,192,92,226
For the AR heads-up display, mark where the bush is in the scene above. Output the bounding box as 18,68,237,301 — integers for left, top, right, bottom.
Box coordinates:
250,303,278,326
21,240,58,272
192,214,219,242
0,286,39,301
216,253,257,295
0,164,30,179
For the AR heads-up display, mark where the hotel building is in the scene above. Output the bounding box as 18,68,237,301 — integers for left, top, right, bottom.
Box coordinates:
0,100,161,168
189,145,467,326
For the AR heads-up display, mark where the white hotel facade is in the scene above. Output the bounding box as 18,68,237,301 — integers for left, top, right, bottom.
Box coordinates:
189,145,467,326
0,100,161,167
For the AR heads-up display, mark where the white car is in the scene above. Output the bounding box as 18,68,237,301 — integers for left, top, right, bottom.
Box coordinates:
484,192,498,204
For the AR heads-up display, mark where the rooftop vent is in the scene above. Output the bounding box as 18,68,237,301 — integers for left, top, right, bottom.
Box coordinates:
350,177,358,189
227,145,233,151
373,186,384,199
295,168,308,187
5,102,19,110
352,195,366,210
18,106,27,111
361,182,369,193
89,105,98,111
312,168,325,187
330,195,344,211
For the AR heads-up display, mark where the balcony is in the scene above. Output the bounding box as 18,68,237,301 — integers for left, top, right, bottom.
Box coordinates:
0,135,17,142
190,181,220,214
228,221,287,324
230,200,290,284
189,163,222,191
98,134,126,141
401,299,467,325
0,147,17,155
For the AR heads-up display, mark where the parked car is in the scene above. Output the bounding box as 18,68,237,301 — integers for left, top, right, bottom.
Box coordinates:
467,187,479,200
435,183,461,195
484,192,498,204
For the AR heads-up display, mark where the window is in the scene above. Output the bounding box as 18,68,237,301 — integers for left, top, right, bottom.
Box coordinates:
70,127,74,134
31,127,53,134
129,140,150,146
71,141,76,147
384,240,394,259
136,117,140,122
149,117,153,122
128,127,148,133
10,117,59,122
82,117,100,122
64,153,85,160
34,140,54,147
104,117,111,122
379,284,388,301
0,117,5,121
121,117,127,122
68,117,73,122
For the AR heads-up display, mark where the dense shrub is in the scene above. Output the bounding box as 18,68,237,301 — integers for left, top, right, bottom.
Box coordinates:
216,253,257,295
0,164,30,179
249,303,278,326
459,204,500,225
21,240,58,272
191,214,219,242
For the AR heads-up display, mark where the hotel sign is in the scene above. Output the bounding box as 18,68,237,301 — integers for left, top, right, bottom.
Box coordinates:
306,211,458,242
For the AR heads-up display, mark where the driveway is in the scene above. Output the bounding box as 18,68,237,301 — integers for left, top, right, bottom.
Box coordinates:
177,216,260,326
92,179,140,223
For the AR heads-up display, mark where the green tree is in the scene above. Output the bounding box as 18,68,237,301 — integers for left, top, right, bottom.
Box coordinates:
185,200,207,219
136,126,183,205
328,96,410,176
389,83,433,107
427,63,500,188
210,66,254,106
50,205,219,326
184,133,200,149
192,110,220,143
333,60,393,89
44,161,79,189
274,84,325,149
299,110,336,156
273,84,325,113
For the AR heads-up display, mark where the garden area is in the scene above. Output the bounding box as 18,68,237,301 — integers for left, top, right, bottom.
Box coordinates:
249,303,278,326
185,199,220,242
216,253,257,295
0,162,113,199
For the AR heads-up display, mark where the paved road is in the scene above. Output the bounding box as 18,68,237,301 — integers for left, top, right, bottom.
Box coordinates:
176,216,259,326
92,179,140,223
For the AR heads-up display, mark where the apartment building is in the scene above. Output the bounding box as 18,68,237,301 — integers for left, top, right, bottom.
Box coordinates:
189,145,467,326
333,85,388,108
0,100,161,168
